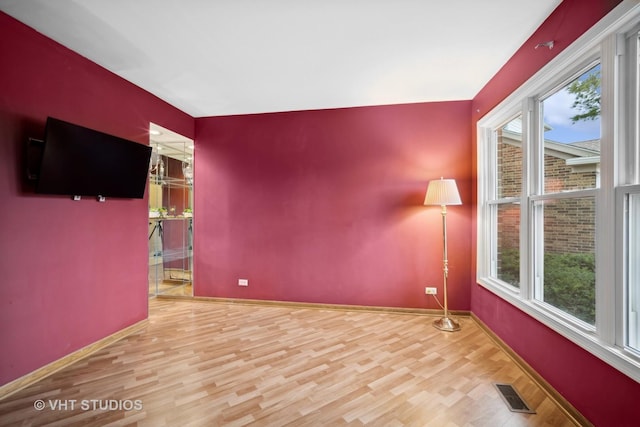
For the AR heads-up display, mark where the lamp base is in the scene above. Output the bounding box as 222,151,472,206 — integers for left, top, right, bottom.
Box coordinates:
433,316,461,332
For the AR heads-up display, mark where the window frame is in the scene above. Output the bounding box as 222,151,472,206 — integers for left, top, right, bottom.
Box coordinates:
486,114,524,291
477,1,640,382
618,184,640,355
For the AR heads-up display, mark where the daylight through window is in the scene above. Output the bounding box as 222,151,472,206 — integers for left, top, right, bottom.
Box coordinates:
477,5,640,381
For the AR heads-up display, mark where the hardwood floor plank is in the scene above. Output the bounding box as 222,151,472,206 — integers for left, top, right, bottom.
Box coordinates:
0,298,581,426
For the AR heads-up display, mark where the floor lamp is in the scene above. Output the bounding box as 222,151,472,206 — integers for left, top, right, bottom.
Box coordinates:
424,177,462,332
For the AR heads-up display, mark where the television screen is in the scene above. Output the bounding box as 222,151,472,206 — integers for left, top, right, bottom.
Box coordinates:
35,117,152,199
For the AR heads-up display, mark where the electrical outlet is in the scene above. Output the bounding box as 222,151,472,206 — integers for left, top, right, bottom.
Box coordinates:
238,279,248,287
425,287,437,295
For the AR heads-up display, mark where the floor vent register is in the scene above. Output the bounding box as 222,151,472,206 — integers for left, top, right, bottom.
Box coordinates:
494,383,536,414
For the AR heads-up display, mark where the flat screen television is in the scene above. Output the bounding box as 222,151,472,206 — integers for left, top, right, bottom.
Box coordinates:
34,117,152,199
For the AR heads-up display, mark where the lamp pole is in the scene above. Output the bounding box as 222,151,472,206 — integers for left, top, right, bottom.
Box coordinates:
433,203,460,331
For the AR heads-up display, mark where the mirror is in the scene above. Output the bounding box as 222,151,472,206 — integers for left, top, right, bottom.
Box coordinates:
148,123,194,297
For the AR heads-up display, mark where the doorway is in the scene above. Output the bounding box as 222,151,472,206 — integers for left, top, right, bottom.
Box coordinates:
148,123,194,297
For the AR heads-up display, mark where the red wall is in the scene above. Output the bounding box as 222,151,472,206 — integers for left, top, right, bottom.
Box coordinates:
471,0,640,425
194,102,472,309
0,13,193,386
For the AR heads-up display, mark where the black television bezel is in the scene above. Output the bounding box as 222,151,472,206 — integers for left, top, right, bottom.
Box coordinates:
33,117,152,199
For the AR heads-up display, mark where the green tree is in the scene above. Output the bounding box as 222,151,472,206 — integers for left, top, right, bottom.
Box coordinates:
567,71,601,123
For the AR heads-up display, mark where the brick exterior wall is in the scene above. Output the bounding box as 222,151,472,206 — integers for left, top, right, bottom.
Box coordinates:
496,137,597,257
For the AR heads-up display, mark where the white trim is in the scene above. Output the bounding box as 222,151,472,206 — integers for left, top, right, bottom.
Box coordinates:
565,156,600,166
596,32,618,345
529,188,597,201
476,127,493,284
619,185,640,352
621,24,640,185
477,0,640,384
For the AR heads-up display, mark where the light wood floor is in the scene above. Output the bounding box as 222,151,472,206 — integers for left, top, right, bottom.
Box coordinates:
0,299,578,426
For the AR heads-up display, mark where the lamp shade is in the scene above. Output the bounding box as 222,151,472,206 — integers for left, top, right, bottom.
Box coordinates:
424,178,462,206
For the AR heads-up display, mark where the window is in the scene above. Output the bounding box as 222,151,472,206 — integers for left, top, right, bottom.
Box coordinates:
625,189,640,351
626,29,640,184
490,116,522,289
534,196,596,325
478,3,640,382
533,64,601,326
623,27,640,354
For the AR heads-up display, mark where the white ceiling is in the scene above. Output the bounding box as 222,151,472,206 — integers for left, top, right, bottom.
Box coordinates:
0,0,561,117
